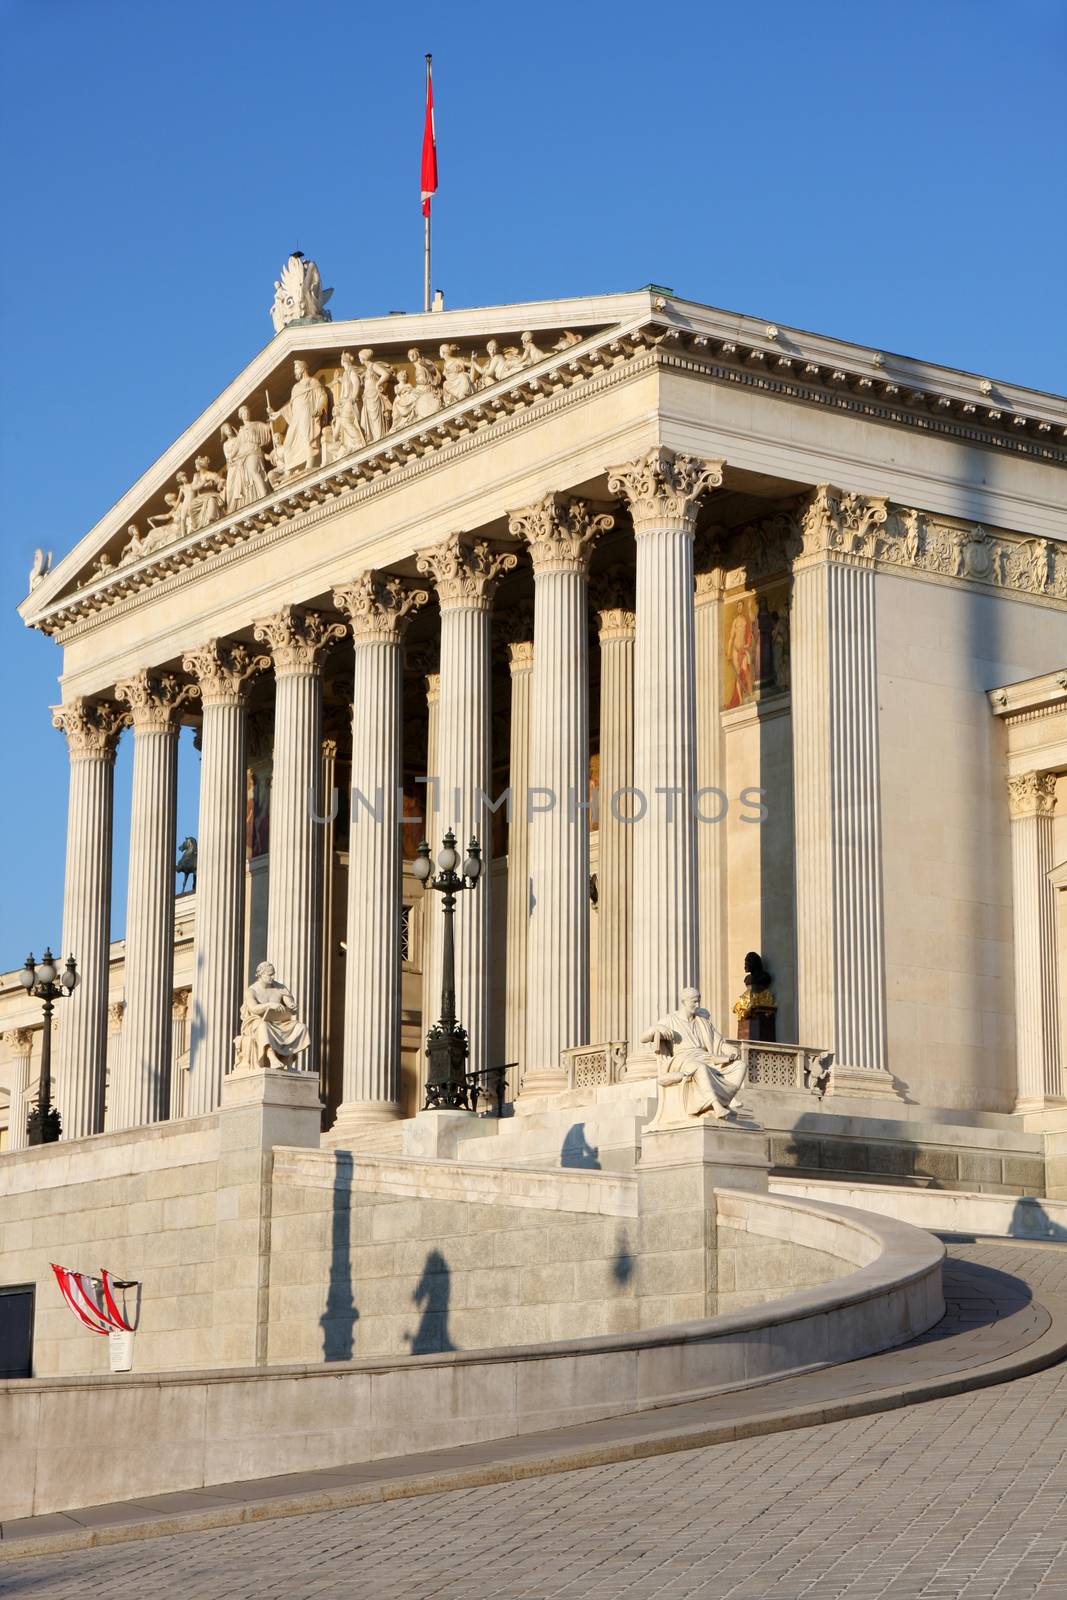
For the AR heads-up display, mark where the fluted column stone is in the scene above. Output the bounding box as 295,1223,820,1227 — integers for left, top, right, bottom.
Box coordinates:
1008,772,1062,1107
791,486,894,1094
416,537,516,1079
170,991,191,1119
595,597,635,1050
503,622,534,1093
694,568,728,1029
420,670,441,1055
182,640,267,1116
254,607,346,1082
52,698,123,1138
510,495,612,1089
607,449,722,1074
5,1029,34,1152
113,671,198,1129
332,574,428,1132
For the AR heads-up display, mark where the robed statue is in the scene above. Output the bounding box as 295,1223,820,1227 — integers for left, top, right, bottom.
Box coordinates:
233,962,311,1072
641,987,747,1127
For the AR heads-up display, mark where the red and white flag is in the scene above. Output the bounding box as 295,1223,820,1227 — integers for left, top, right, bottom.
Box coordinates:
421,55,438,218
51,1264,134,1335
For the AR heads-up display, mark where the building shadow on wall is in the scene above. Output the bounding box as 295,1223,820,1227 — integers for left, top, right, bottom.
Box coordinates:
320,1150,359,1361
406,1248,456,1354
561,1122,601,1169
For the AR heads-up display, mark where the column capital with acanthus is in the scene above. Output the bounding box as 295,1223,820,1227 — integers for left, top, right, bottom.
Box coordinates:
333,572,430,640
416,533,518,610
798,483,890,563
52,697,124,759
253,605,347,674
3,1028,34,1056
182,639,270,706
1008,771,1058,819
606,447,724,535
115,671,200,733
508,493,614,575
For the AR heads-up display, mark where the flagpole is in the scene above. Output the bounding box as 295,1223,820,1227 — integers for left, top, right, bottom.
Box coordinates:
423,52,432,313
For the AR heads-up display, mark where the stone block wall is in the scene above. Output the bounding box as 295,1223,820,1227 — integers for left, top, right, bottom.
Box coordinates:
715,1225,855,1314
267,1149,640,1360
0,1117,225,1376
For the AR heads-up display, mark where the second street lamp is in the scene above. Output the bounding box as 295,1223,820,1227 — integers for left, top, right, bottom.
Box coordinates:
412,829,483,1110
18,948,78,1145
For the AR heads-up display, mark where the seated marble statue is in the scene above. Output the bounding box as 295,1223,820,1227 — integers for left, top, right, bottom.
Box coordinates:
233,962,311,1072
641,987,746,1124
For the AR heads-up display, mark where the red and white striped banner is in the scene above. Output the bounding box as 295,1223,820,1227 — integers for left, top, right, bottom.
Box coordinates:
51,1265,134,1335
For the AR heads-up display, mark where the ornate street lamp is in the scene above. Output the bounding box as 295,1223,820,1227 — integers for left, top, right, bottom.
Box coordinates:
18,948,78,1145
411,829,482,1109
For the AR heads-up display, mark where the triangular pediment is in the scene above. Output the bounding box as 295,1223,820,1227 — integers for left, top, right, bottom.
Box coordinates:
23,292,657,628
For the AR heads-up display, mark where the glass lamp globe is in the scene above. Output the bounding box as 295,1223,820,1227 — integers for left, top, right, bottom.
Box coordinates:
37,950,57,985
61,955,78,993
463,838,483,881
437,838,459,873
18,956,36,991
411,841,433,883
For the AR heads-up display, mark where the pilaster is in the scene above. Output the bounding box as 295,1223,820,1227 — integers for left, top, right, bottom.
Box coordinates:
253,607,346,1083
509,495,612,1089
694,568,728,1029
416,535,516,1078
791,487,895,1097
1008,771,1062,1109
331,573,428,1133
606,448,723,1077
182,640,268,1116
51,697,123,1138
112,671,198,1129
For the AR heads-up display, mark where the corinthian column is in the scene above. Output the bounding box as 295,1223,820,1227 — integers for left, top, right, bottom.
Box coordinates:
694,567,728,1028
416,535,517,1078
791,486,894,1094
254,607,346,1081
51,698,123,1138
509,495,612,1089
1008,772,1062,1107
420,669,441,1058
594,587,635,1050
503,615,534,1091
113,671,199,1129
4,1029,34,1152
331,573,428,1133
607,449,722,1074
182,640,268,1115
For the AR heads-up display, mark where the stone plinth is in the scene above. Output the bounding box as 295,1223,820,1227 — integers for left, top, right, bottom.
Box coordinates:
400,1108,499,1161
636,1121,770,1327
215,1067,323,1365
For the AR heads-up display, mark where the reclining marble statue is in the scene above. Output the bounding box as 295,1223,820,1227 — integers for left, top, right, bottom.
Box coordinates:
641,987,748,1130
233,962,311,1072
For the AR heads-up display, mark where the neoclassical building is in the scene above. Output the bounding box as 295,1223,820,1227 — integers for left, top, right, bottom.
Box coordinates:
6,272,1067,1161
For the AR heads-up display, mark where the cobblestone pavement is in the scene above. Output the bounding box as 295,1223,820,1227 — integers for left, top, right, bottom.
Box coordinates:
6,1242,1067,1600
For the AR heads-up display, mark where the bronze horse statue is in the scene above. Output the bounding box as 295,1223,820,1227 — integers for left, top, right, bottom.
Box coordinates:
176,836,197,894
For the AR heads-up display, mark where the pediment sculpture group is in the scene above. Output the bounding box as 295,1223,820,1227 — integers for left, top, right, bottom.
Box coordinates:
97,331,582,578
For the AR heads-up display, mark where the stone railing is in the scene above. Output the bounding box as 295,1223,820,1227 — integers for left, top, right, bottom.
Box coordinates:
736,1040,833,1097
562,1041,627,1090
562,1039,832,1097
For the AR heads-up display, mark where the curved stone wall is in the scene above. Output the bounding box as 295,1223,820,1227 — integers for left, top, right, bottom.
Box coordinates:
0,1188,944,1519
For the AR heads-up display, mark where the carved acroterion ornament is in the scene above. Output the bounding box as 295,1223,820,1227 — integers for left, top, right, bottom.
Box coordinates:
270,253,333,333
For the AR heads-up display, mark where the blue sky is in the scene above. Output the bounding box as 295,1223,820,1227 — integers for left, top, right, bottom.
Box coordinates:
0,0,1064,970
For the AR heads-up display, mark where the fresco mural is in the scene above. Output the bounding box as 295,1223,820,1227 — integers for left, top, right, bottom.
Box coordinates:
722,579,790,709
